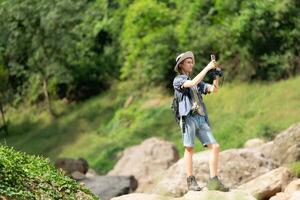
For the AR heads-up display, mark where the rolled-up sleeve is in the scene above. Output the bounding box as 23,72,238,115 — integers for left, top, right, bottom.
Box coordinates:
173,75,189,93
198,81,212,95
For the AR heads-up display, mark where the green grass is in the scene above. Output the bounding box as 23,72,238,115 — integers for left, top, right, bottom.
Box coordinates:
288,161,300,178
1,76,300,175
0,145,97,199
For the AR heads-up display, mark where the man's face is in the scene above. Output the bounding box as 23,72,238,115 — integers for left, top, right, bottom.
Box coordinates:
180,58,194,73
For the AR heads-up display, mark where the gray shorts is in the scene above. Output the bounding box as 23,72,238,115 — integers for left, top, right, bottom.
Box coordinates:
180,113,217,148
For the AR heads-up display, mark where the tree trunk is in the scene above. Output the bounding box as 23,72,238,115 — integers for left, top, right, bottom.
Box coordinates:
43,76,56,117
0,101,8,135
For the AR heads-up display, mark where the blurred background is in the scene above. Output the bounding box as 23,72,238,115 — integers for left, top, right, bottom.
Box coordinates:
0,0,300,175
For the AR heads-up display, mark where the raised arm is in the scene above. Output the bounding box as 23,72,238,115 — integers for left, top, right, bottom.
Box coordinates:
182,61,217,88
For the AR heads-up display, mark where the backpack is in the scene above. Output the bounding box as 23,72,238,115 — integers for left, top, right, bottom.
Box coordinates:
171,96,180,124
171,89,188,124
171,93,187,133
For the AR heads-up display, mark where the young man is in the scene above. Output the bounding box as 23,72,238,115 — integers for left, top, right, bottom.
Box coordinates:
172,51,229,192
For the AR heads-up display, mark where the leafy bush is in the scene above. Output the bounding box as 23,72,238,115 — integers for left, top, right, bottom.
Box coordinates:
0,145,97,199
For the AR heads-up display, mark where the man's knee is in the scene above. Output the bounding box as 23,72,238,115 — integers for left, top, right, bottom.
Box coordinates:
185,146,194,152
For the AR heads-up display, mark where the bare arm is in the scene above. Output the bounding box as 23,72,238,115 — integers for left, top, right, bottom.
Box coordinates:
182,61,216,88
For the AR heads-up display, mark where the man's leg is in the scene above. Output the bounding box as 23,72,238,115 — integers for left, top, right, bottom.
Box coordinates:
184,146,202,191
207,143,220,178
184,146,193,176
206,143,229,191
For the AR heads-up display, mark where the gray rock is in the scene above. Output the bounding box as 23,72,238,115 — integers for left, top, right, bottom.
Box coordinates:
80,175,138,200
71,171,86,180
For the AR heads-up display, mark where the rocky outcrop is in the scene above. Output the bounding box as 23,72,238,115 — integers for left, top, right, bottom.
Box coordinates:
55,157,89,175
108,137,180,192
238,167,294,199
111,190,256,200
259,123,300,165
80,175,138,200
153,149,277,197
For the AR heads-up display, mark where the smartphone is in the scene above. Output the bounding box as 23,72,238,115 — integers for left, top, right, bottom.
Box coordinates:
211,54,216,61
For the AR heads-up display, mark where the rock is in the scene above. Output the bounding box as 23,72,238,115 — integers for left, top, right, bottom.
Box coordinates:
154,149,277,197
176,190,257,200
270,179,300,200
85,168,98,178
244,138,265,148
257,141,274,159
268,123,300,165
71,171,86,180
284,179,300,194
269,192,289,200
238,167,294,199
111,193,172,200
80,175,138,200
55,157,89,175
289,191,300,200
108,137,179,192
111,190,256,200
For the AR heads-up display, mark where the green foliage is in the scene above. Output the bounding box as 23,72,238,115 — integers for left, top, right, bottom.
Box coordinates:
1,0,300,105
288,161,300,178
0,0,118,103
120,0,178,87
0,63,9,132
0,64,8,92
0,145,98,199
175,0,300,81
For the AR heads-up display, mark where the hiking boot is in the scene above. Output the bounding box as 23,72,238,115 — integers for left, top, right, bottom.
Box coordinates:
187,175,202,191
207,176,229,192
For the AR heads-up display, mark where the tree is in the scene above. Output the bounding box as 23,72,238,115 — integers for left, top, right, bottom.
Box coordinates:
120,0,178,88
175,0,300,81
0,0,117,115
0,63,8,135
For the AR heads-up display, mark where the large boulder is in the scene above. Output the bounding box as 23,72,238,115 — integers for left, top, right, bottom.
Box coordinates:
108,137,180,192
55,157,89,175
153,149,277,197
238,167,294,200
262,123,300,165
111,191,256,200
80,175,138,200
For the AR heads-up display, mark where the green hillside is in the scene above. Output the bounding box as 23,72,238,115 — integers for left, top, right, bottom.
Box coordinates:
0,145,97,199
1,76,300,174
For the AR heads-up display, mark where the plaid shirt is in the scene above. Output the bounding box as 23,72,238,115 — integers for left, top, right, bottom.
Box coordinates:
173,74,210,125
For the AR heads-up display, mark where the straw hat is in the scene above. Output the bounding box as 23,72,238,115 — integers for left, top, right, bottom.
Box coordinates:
174,51,195,72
